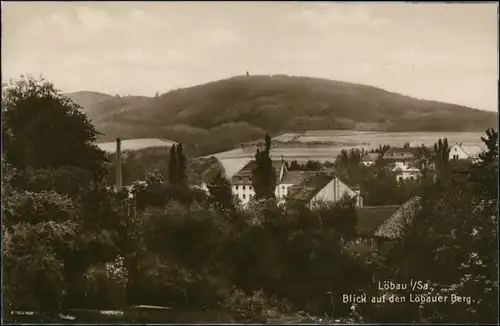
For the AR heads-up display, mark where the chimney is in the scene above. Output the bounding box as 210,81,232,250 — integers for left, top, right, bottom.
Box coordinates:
116,138,123,192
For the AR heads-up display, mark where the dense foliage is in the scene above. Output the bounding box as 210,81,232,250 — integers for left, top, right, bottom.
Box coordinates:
2,77,498,323
252,134,277,199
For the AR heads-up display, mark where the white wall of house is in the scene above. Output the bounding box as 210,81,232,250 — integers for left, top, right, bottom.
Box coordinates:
232,184,255,205
310,178,362,208
449,144,482,162
362,161,375,167
276,183,293,200
449,144,469,160
392,162,421,182
230,162,288,206
232,182,291,206
395,170,422,183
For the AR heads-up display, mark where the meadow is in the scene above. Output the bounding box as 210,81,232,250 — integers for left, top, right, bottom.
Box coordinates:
212,130,487,166
97,138,177,153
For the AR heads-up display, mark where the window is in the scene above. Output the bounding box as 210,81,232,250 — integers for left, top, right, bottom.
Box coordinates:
453,154,459,160
235,185,239,190
243,185,246,190
282,186,285,190
243,194,246,199
249,178,252,183
398,176,403,183
410,177,414,181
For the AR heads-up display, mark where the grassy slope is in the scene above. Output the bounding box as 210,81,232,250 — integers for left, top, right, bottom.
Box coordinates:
66,75,497,157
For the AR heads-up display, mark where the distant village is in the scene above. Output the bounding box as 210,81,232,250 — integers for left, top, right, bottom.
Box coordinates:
106,136,486,247
223,141,484,209
110,138,485,210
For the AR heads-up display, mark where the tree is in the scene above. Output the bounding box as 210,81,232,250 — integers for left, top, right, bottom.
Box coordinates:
304,160,322,171
468,128,498,201
409,144,434,180
167,144,187,186
478,128,498,166
176,143,187,185
2,76,107,179
371,130,499,323
433,138,450,175
207,171,235,212
168,145,178,184
252,134,277,199
287,160,302,171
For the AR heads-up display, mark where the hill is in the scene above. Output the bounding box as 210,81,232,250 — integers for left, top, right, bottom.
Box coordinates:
65,75,497,157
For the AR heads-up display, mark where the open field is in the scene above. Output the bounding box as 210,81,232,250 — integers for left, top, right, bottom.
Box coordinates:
211,130,487,164
97,138,177,153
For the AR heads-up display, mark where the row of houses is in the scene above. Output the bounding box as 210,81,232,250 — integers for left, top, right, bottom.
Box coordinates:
361,143,484,182
230,159,363,208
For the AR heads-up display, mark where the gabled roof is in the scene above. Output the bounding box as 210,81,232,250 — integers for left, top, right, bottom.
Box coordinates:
459,144,484,157
281,171,317,185
233,160,284,176
362,152,379,162
231,160,285,184
374,197,422,239
383,147,418,160
218,158,253,179
288,174,334,201
355,205,400,236
321,166,338,174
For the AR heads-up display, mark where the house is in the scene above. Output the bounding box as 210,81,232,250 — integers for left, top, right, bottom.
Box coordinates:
288,173,363,209
342,205,401,245
383,147,417,163
230,160,287,205
449,143,484,162
341,197,421,251
374,197,422,239
277,170,318,200
382,147,422,182
392,161,422,183
193,182,210,194
361,152,379,166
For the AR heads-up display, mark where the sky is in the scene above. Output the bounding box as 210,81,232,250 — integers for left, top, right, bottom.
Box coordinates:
2,2,498,111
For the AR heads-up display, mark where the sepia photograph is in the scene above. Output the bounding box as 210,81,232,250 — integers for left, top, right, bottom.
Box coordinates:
1,1,499,324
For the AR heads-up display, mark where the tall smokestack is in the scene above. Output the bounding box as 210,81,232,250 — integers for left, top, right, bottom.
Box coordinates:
116,138,123,192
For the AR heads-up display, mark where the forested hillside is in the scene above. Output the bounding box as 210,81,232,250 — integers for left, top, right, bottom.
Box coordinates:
66,75,497,157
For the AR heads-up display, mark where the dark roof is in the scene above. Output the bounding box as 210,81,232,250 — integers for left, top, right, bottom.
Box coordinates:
362,153,379,161
383,147,418,160
374,197,422,239
233,160,283,176
321,166,338,174
231,160,284,184
234,160,284,175
355,205,401,236
281,171,318,185
289,174,334,201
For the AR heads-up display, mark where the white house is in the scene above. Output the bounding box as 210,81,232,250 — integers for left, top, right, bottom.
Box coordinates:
449,143,484,162
361,152,379,166
230,160,287,206
229,161,362,207
392,161,422,183
383,147,421,182
288,174,363,209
